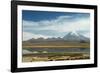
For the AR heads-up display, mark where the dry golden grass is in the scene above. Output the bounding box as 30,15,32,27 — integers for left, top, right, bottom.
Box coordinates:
23,42,90,48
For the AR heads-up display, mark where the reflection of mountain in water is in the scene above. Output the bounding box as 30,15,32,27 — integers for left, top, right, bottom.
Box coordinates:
23,48,90,55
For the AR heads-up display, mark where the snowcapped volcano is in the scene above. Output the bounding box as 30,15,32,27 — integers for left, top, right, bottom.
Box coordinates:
69,31,79,36
24,31,90,42
63,31,89,42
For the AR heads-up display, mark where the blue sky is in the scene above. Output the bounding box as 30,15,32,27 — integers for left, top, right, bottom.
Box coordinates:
22,10,90,41
22,10,89,21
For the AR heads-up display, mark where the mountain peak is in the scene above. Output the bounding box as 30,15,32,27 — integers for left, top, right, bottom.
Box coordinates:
70,31,79,36
63,31,89,42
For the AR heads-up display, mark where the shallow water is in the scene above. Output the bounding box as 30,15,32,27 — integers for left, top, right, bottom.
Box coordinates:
23,48,90,54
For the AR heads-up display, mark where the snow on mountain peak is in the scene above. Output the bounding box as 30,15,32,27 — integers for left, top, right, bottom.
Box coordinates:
70,31,79,36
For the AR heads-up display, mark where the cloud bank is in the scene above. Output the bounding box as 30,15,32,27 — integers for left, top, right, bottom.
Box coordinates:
23,15,90,41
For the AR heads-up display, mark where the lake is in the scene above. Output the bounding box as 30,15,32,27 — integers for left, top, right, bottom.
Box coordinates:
23,48,90,55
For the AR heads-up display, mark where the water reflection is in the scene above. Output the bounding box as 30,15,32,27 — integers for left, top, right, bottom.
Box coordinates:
23,48,90,54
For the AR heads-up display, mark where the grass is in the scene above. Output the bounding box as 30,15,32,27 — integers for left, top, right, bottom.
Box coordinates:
23,52,89,57
22,52,90,62
23,42,90,48
22,41,90,62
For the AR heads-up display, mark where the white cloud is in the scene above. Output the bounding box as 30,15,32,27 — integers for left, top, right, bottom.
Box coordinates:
23,15,90,32
23,15,90,39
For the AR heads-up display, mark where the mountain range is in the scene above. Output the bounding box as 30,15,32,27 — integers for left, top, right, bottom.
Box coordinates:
24,31,90,42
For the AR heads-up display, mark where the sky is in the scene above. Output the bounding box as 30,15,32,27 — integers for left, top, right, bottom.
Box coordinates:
22,10,90,41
